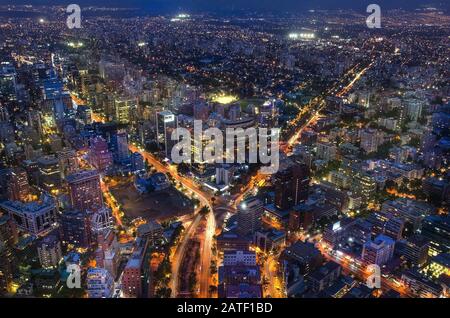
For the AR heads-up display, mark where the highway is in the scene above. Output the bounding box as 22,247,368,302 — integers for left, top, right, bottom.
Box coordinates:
128,144,216,298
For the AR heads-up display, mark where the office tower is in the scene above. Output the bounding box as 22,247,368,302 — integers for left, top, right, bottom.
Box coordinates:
274,163,310,210
61,210,92,248
88,136,113,172
57,148,79,180
0,194,57,236
258,99,278,128
237,197,263,237
156,110,178,160
403,234,429,267
352,171,377,200
37,155,61,193
7,168,30,201
87,267,114,298
66,170,103,212
421,215,450,256
362,234,395,266
37,235,62,269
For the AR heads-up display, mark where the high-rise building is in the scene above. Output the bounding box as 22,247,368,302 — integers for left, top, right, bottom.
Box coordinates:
113,129,129,163
7,168,30,201
114,97,134,124
88,136,113,172
362,234,395,266
66,170,103,212
274,163,309,210
57,148,79,180
87,267,114,298
95,230,120,279
237,197,263,237
37,235,62,269
122,252,143,298
61,210,92,248
156,110,178,160
0,215,17,296
37,155,61,193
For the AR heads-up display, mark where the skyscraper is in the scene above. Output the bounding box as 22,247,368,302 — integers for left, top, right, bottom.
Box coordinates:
274,163,310,210
88,136,113,172
7,168,30,201
61,210,92,248
37,235,62,269
67,170,103,212
156,110,178,160
237,197,263,237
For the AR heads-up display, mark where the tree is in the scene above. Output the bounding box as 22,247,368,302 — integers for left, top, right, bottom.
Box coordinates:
199,206,210,215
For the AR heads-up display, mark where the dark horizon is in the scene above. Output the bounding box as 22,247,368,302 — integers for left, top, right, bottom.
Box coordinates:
0,0,448,13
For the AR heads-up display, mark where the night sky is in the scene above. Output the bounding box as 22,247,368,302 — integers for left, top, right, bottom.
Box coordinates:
0,0,448,13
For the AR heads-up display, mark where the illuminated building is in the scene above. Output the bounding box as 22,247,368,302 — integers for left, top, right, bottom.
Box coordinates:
0,62,17,101
112,129,129,163
274,163,310,210
7,168,30,201
122,252,143,298
360,128,385,154
237,197,263,237
131,152,145,172
403,234,429,267
57,148,79,180
87,267,114,298
88,136,113,172
0,194,57,236
421,215,450,256
223,250,256,266
95,230,120,278
422,253,450,280
37,235,62,269
61,210,92,248
37,155,61,193
114,97,135,124
362,234,395,266
67,170,103,212
156,110,178,160
0,215,17,295
91,206,114,235
401,270,443,298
